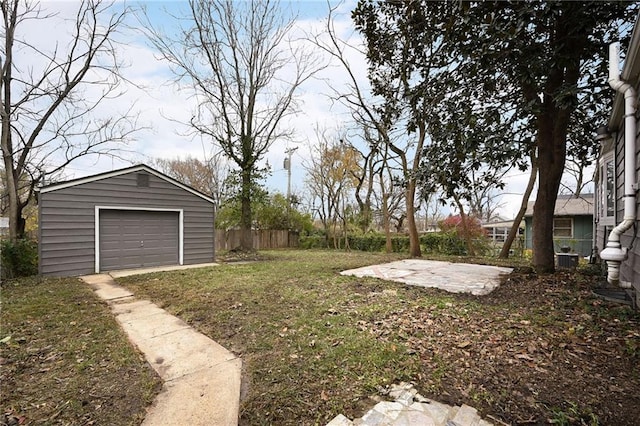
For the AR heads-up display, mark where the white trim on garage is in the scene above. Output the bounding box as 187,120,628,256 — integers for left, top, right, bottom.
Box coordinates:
94,206,184,273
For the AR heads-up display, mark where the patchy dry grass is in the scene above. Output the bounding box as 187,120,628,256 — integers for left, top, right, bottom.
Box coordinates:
4,250,636,425
118,249,640,425
1,276,161,426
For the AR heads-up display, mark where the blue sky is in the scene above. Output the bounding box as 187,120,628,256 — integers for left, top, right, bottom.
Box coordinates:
30,0,358,194
23,0,558,218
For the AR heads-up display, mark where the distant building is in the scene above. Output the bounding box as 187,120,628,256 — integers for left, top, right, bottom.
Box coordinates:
482,219,523,244
524,194,594,257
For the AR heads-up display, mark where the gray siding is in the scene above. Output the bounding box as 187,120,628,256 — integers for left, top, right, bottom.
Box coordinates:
619,121,640,285
597,107,640,288
39,170,214,276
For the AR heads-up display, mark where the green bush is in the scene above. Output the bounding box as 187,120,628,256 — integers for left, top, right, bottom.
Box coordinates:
420,232,466,255
301,231,487,256
1,238,38,279
299,235,327,249
346,234,411,252
348,235,385,251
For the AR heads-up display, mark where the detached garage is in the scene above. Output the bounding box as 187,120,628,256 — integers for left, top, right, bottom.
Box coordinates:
38,164,215,276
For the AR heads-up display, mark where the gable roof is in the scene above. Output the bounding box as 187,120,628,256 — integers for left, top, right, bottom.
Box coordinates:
525,194,594,217
38,164,216,205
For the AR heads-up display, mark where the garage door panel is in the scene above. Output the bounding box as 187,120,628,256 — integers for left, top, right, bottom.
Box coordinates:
99,210,179,271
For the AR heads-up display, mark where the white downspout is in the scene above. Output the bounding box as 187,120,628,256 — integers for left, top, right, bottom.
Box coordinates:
600,42,637,288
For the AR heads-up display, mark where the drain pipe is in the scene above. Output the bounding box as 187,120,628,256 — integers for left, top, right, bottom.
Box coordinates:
600,42,638,288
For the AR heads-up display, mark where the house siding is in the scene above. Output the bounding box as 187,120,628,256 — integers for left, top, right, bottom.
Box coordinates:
524,214,593,257
612,121,640,287
39,170,214,276
595,83,640,305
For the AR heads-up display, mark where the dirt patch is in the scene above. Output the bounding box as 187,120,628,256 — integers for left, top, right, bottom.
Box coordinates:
362,271,640,425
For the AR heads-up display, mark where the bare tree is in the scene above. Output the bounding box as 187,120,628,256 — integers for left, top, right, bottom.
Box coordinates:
304,129,358,249
307,1,423,257
499,151,538,259
142,0,319,251
467,168,508,223
1,0,138,241
561,155,594,198
152,152,229,207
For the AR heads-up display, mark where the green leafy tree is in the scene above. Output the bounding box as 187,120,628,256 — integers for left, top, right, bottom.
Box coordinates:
254,193,313,233
353,0,635,272
217,190,312,233
215,169,269,230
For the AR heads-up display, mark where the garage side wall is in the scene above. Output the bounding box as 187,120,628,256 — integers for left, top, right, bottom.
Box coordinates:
39,171,214,276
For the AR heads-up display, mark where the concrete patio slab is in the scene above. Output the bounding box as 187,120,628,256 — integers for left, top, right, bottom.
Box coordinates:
341,259,512,296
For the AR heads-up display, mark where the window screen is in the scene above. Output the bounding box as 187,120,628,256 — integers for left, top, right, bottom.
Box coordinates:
553,218,572,238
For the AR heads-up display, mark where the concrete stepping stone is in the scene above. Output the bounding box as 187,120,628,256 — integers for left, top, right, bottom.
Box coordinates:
327,382,494,426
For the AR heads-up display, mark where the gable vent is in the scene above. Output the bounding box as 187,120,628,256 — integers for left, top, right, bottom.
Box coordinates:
137,173,150,188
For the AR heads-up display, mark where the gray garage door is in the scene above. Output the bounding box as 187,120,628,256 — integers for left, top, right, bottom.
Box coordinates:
99,210,179,271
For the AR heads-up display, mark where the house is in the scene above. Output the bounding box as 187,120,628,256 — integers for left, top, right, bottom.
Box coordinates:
481,218,523,244
524,194,594,257
38,164,216,276
594,14,640,308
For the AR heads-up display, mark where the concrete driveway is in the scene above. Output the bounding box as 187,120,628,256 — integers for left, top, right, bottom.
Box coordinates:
341,259,513,296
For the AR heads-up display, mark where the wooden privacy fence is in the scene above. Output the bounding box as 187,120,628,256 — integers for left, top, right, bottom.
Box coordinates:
215,229,299,251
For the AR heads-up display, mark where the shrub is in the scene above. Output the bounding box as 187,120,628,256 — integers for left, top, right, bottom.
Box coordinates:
1,238,38,279
348,235,385,251
299,235,328,249
420,232,466,255
437,214,490,256
347,234,412,253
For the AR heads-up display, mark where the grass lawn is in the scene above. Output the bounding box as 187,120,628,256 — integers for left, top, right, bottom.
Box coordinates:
1,276,162,425
2,250,638,425
116,249,640,426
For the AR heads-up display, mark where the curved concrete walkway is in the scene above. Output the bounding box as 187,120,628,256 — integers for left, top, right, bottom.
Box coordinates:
81,274,241,426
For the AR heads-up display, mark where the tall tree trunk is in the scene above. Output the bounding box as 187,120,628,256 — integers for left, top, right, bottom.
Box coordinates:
574,168,583,198
533,113,568,273
3,169,21,241
453,195,475,256
499,153,538,258
405,124,426,258
380,169,392,253
1,3,18,242
342,198,350,251
531,13,580,273
240,168,253,251
406,178,421,257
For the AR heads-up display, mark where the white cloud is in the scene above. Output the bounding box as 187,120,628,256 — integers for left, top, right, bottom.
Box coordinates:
20,0,578,220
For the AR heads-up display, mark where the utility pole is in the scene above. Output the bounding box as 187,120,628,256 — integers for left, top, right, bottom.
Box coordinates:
284,146,298,203
284,146,298,228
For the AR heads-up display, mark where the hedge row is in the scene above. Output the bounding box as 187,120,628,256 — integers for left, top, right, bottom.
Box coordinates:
299,232,473,255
